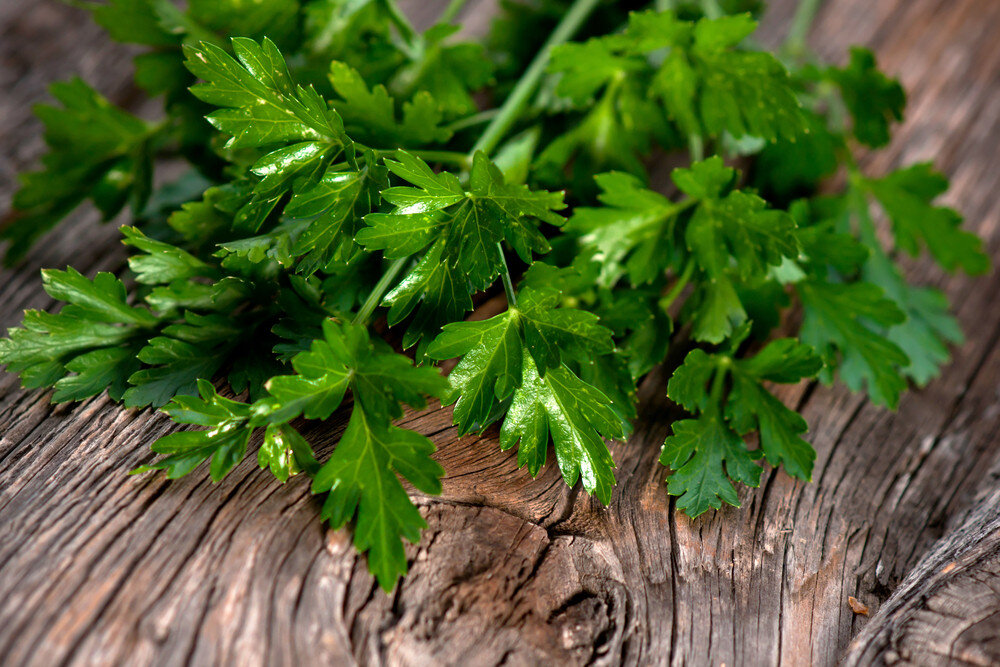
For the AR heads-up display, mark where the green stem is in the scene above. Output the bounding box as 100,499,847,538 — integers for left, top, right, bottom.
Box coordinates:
446,109,499,133
469,0,601,159
688,134,705,162
659,259,695,312
785,0,823,56
381,0,421,58
700,0,724,19
708,357,730,409
497,243,518,307
469,0,600,309
354,257,408,326
440,0,469,23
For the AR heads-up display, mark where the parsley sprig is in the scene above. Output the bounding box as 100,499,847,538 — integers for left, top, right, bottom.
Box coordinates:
0,0,987,590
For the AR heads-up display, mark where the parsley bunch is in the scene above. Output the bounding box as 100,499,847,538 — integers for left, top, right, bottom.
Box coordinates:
0,0,987,590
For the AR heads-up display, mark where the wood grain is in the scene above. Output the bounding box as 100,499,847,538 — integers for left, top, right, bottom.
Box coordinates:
1,1,999,665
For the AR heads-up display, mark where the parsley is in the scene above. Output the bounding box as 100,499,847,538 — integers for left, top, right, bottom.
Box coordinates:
1,80,158,264
664,334,822,516
0,0,987,590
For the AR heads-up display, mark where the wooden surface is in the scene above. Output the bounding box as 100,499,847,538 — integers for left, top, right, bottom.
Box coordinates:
2,1,1000,665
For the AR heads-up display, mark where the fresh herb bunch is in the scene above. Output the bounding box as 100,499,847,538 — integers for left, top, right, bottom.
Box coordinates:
0,0,988,590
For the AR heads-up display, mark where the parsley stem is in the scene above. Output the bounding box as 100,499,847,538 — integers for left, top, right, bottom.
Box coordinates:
700,0,724,19
786,0,824,57
660,260,695,312
497,243,518,307
472,0,599,311
469,0,601,159
440,0,469,24
709,357,730,407
446,109,499,133
354,257,408,326
381,0,421,59
688,134,705,162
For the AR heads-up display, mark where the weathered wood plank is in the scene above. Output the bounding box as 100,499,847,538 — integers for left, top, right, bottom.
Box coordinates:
1,0,999,665
844,482,1000,665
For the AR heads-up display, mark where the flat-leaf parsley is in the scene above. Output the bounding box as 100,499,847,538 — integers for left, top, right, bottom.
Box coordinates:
0,0,987,590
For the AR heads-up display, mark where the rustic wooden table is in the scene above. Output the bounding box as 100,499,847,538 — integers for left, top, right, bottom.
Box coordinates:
2,0,999,664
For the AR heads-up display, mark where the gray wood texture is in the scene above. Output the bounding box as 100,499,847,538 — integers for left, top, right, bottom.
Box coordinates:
1,0,999,664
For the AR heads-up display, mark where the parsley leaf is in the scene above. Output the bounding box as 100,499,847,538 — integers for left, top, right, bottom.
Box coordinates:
653,12,806,142
121,226,216,284
518,284,615,374
673,157,799,343
185,37,346,150
328,61,452,146
265,318,447,422
567,171,682,286
864,164,989,275
3,79,155,264
661,415,761,518
664,338,821,513
826,47,905,148
426,310,523,434
0,268,157,399
549,10,806,148
360,150,564,346
798,279,909,408
284,152,388,275
133,379,255,480
428,282,621,502
501,355,622,504
864,245,963,386
124,312,242,408
725,339,822,479
361,150,564,288
846,181,971,386
312,405,443,591
184,37,350,231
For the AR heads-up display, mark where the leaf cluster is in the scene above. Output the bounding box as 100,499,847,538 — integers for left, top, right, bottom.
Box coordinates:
0,0,987,590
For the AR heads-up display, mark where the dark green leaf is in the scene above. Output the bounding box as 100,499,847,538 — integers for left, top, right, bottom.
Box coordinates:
826,47,905,148
866,164,989,275
798,279,909,408
427,310,522,433
312,405,443,592
3,79,153,263
500,356,622,504
661,415,761,517
328,61,452,146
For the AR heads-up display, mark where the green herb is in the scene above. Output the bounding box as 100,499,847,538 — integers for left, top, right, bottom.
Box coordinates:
0,0,987,591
